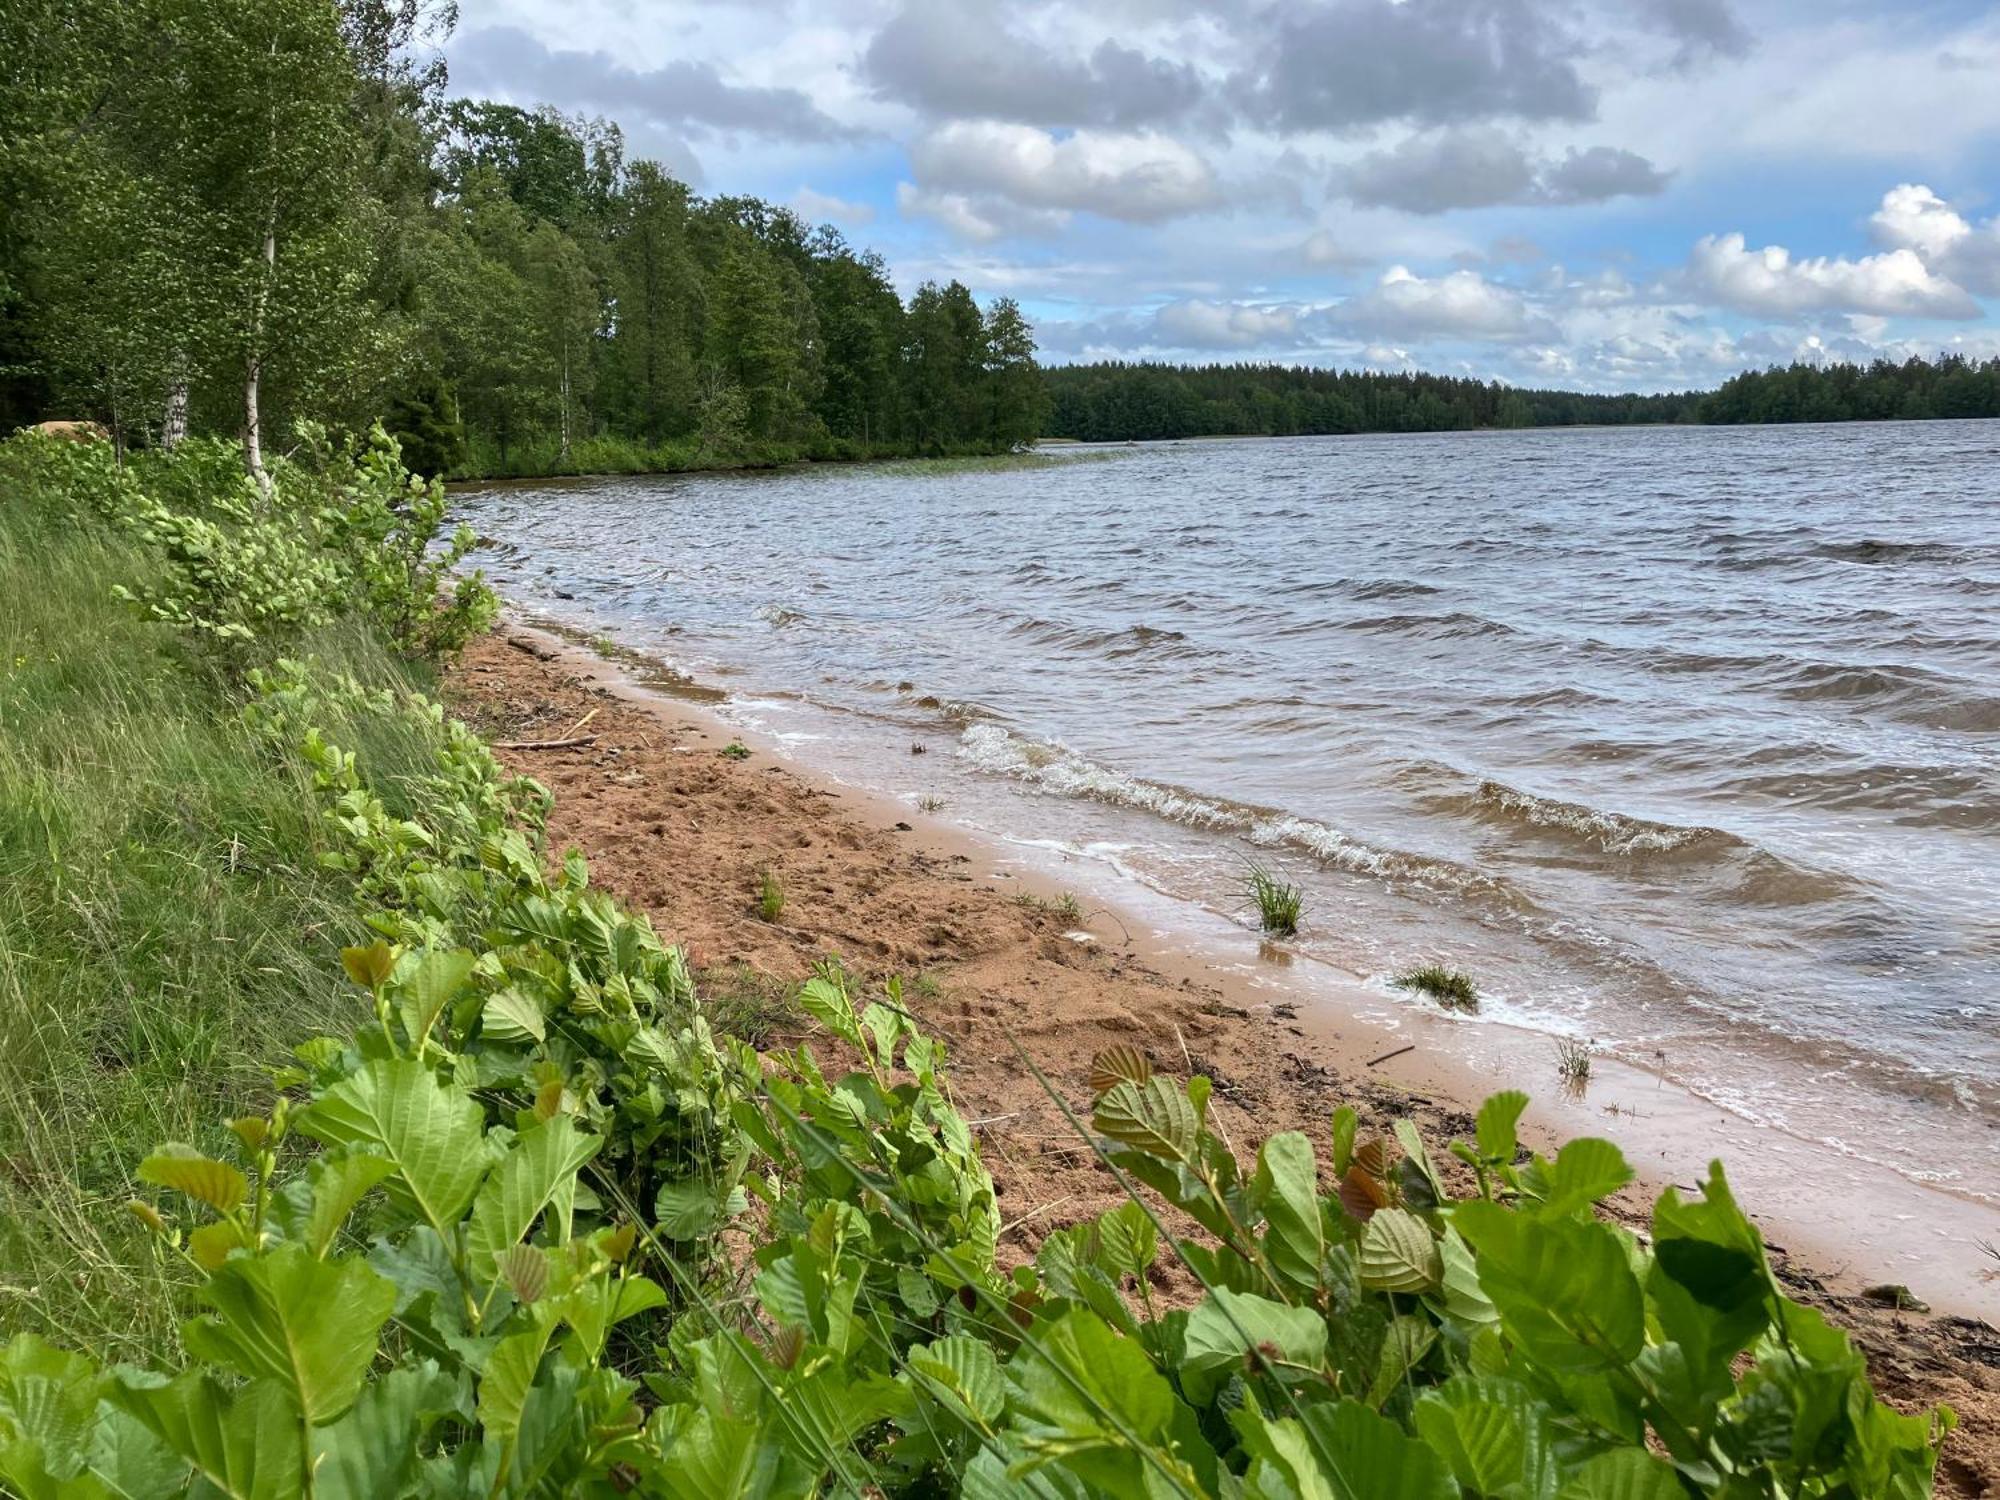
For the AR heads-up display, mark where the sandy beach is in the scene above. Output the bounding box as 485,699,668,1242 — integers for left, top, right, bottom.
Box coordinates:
446,619,1998,1496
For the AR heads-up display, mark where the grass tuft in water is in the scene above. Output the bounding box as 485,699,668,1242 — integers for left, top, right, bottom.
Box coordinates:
1245,862,1303,937
1555,1036,1593,1091
1393,963,1479,1012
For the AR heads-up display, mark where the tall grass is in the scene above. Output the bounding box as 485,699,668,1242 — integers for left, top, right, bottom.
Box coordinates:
0,489,439,1359
1246,862,1304,936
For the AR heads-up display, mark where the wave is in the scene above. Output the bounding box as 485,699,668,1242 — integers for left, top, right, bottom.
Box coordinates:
1468,779,1728,856
1810,538,1970,565
955,724,1507,897
1762,660,2000,732
1003,617,1206,660
1339,611,1518,641
1399,771,1865,906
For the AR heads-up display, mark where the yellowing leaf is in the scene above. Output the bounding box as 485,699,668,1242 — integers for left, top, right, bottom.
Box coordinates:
340,940,399,990
1088,1044,1152,1096
137,1146,248,1216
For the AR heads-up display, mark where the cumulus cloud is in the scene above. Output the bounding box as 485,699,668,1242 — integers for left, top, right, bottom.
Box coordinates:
791,187,874,227
1684,231,1979,319
449,25,856,146
863,2,1200,129
895,183,1068,242
1233,0,1595,133
1640,0,1753,66
1153,300,1302,348
1869,183,2000,295
1538,146,1672,205
908,122,1222,226
1334,265,1551,341
1338,133,1670,214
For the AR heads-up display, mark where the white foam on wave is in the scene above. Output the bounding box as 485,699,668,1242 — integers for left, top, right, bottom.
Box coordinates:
956,725,1476,893
957,723,1244,829
1478,780,1714,855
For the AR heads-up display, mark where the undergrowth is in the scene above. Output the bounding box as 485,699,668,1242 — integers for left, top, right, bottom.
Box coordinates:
0,430,1955,1498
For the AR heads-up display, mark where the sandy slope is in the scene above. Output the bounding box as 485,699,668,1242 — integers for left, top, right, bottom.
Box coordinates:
446,624,1998,1497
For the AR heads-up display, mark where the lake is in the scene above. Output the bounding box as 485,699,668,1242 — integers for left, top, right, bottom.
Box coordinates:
458,421,2000,1209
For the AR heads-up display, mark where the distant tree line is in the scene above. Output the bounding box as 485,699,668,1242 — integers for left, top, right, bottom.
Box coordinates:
0,0,1045,480
1042,355,2000,442
1698,354,2000,424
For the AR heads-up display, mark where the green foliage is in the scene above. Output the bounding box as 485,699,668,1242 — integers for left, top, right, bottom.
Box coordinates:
0,434,1951,1497
8,426,495,664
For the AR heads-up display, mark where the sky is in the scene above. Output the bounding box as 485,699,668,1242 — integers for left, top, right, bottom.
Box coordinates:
443,0,2000,392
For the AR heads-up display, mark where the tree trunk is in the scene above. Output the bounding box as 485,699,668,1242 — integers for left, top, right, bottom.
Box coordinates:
244,210,276,499
162,353,189,452
559,337,572,464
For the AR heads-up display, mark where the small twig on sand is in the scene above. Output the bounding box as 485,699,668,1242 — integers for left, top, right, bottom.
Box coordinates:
493,733,599,751
966,1111,1022,1129
1366,1043,1416,1068
561,706,600,739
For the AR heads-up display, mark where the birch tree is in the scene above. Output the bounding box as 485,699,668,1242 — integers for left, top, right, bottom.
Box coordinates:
137,0,367,492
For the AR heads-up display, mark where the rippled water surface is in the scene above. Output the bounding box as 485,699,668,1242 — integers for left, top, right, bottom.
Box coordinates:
459,423,2000,1200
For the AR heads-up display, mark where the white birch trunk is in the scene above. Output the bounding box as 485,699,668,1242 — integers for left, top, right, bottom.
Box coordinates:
162,353,189,452
244,211,276,499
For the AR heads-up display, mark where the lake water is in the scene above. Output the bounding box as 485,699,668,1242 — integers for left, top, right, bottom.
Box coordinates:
458,422,2000,1208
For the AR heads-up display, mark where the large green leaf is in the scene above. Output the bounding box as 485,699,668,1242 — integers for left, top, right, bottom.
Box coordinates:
107,1373,303,1500
475,1323,554,1446
463,1117,602,1288
907,1335,1005,1427
1182,1288,1328,1404
311,1362,462,1500
1301,1399,1458,1500
1254,1131,1328,1292
1648,1161,1772,1400
0,1335,100,1490
1520,1138,1633,1217
1453,1203,1645,1372
1475,1092,1529,1163
180,1244,394,1426
301,1153,397,1259
1412,1375,1558,1497
1093,1078,1199,1162
1553,1447,1687,1499
297,1059,489,1240
1358,1208,1442,1293
393,948,476,1052
649,1406,789,1500
1007,1310,1182,1463
1235,1409,1340,1500
88,1405,188,1500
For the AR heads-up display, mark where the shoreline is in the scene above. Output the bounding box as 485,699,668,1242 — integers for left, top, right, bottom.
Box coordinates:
445,618,1998,1489
493,615,1999,1321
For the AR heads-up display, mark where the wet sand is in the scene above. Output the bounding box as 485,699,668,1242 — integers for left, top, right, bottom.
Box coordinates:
446,621,2000,1496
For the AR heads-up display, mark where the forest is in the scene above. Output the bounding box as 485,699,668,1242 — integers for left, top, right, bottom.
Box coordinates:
1044,353,2000,442
0,0,1046,480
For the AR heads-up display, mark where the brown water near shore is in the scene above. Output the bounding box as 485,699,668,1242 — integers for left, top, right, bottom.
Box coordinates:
445,620,1999,1495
